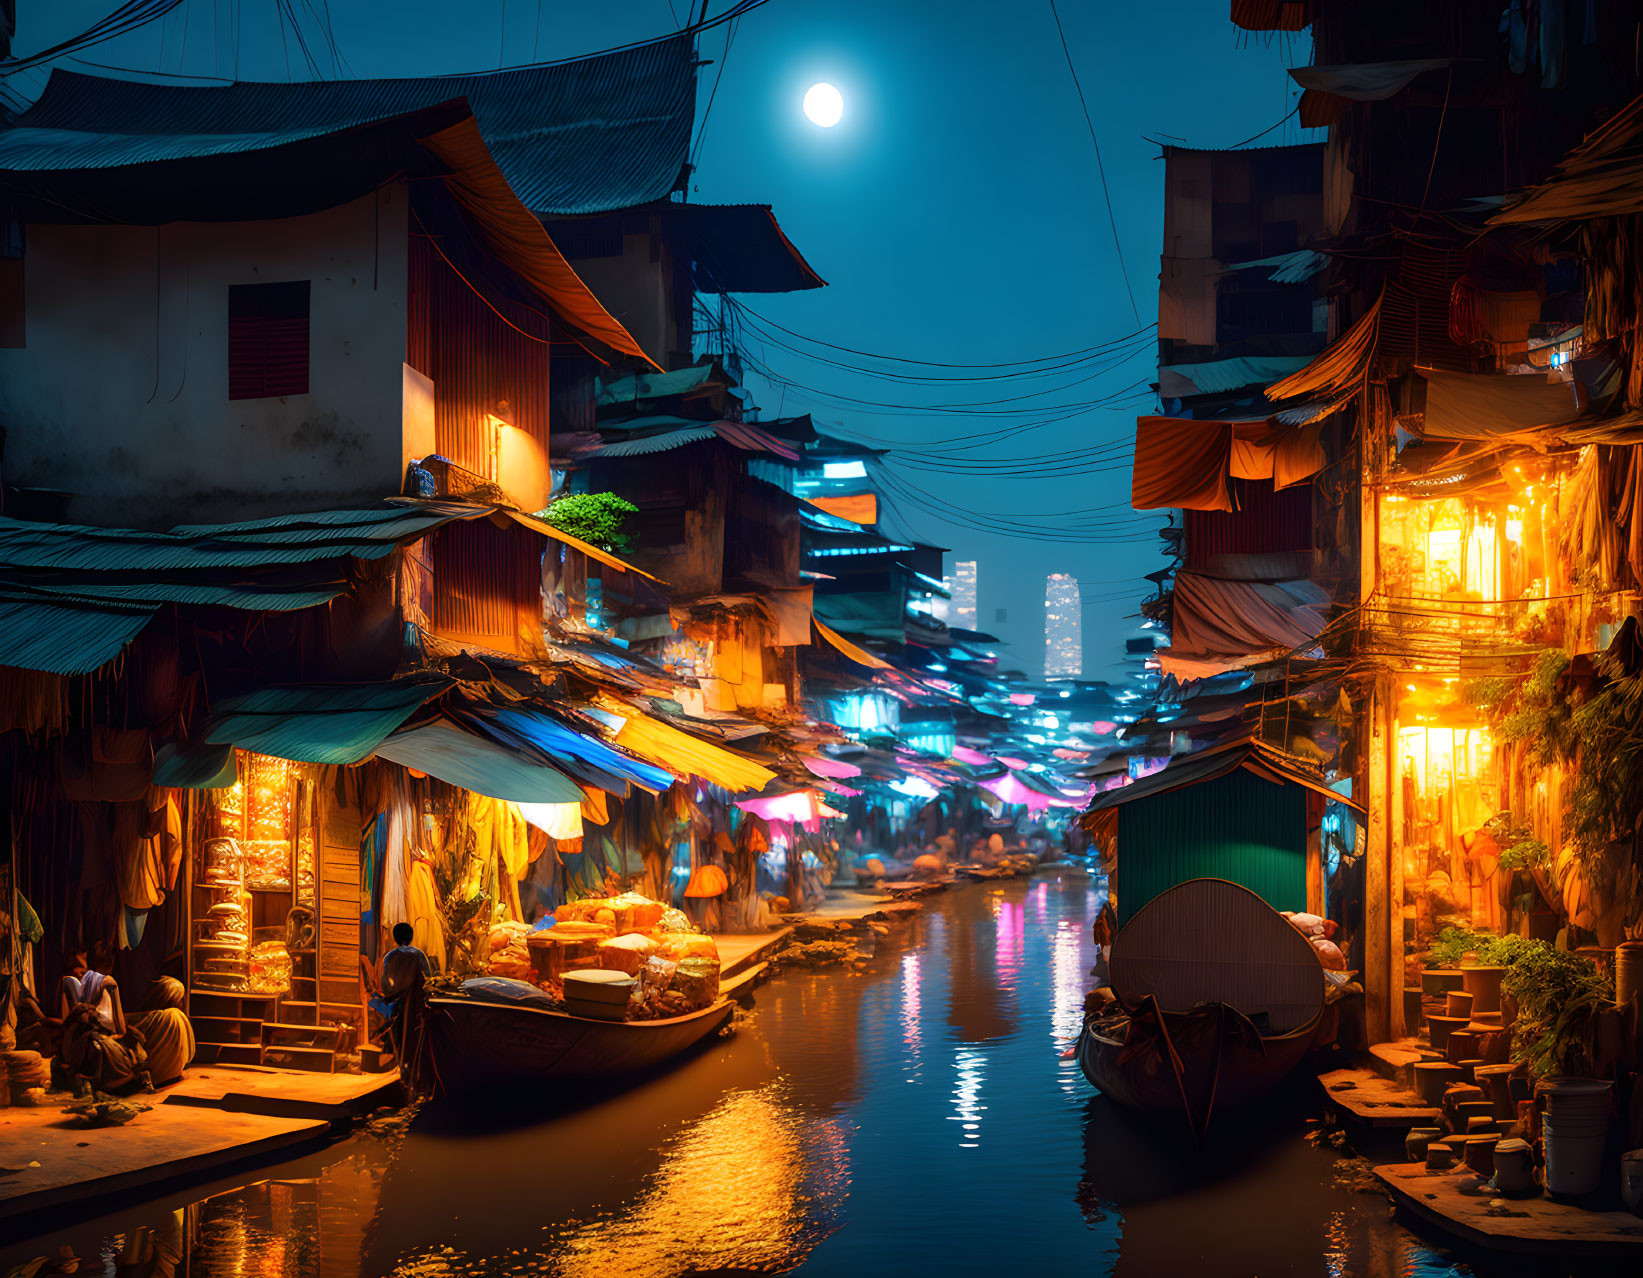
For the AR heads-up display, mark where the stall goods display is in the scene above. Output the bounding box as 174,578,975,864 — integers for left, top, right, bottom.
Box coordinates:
529,893,724,1020
247,941,293,995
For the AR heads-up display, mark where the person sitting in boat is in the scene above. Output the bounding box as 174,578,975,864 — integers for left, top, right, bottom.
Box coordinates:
382,922,431,1006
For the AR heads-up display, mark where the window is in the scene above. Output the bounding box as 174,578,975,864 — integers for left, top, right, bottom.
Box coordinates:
0,259,22,349
228,281,309,400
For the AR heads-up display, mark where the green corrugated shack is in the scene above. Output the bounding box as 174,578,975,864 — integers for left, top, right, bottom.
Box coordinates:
1085,737,1359,928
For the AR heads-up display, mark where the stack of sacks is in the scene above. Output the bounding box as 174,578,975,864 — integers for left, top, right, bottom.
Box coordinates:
1281,910,1347,971
485,920,534,980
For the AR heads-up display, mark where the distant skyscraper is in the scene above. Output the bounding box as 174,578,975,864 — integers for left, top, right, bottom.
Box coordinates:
1044,573,1082,680
948,560,977,630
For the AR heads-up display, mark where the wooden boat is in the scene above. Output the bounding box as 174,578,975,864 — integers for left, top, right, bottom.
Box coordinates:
413,962,765,1093
1075,879,1325,1138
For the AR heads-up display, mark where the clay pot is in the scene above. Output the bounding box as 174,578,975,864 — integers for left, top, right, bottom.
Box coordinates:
1426,1141,1457,1171
1616,942,1643,1009
1441,1082,1485,1125
1455,1099,1495,1131
1403,987,1425,1033
1464,1135,1499,1177
1426,1013,1469,1053
1622,1150,1643,1217
1415,1062,1464,1105
1445,990,1475,1019
1465,1115,1499,1136
1456,1058,1485,1085
1421,969,1466,996
1445,1029,1482,1065
1406,1126,1442,1163
1473,1063,1523,1121
1460,965,1507,1015
1491,1137,1536,1195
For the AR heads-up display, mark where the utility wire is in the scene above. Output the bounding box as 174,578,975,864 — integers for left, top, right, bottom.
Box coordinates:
1048,0,1139,323
1,0,189,73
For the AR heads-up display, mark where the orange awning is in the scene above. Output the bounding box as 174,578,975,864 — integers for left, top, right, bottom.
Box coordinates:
418,118,660,369
809,493,878,525
813,618,894,669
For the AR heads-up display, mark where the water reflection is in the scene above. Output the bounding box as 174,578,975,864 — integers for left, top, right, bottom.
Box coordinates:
1,868,1549,1278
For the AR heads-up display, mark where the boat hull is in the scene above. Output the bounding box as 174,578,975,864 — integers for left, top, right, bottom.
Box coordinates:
1077,1004,1319,1119
415,963,764,1094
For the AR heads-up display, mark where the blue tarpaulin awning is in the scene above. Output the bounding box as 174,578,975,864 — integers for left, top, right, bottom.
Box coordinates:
480,706,675,792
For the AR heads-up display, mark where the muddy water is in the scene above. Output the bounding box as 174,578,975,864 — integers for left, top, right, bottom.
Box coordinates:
0,867,1588,1277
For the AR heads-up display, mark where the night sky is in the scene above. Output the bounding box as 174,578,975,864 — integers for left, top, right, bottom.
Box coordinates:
15,1,1314,676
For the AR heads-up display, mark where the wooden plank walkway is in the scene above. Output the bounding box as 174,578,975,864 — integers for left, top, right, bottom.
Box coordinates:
1320,1067,1441,1128
0,1103,325,1223
1373,1163,1643,1257
712,927,794,977
161,1065,399,1119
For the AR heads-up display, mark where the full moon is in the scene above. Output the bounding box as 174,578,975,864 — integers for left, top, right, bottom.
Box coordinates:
803,83,844,128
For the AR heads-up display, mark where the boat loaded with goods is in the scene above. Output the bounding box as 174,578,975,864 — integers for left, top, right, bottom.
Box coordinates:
406,891,763,1093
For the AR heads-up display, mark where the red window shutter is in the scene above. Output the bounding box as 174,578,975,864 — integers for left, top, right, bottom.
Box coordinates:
228,281,309,401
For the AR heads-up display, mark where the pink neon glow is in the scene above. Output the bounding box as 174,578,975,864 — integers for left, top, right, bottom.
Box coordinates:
1090,720,1118,735
950,745,993,766
803,755,863,779
1008,693,1035,706
736,790,821,823
997,756,1029,770
977,772,1071,810
1053,748,1090,761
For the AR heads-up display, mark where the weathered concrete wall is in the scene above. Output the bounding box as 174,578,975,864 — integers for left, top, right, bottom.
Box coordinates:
0,187,410,529
564,232,673,370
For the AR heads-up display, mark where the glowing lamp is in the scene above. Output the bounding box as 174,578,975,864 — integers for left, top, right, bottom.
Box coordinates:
684,864,729,898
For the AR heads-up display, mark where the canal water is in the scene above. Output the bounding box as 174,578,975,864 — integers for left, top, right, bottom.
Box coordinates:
0,866,1590,1277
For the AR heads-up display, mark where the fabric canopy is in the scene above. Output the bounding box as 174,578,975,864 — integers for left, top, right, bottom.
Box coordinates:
1170,571,1328,659
1268,294,1381,402
417,118,659,368
807,493,877,525
1289,58,1453,100
1132,416,1324,511
204,677,451,765
1416,367,1586,441
813,617,894,669
593,695,776,794
373,717,584,803
1131,418,1233,512
481,706,676,792
150,740,238,790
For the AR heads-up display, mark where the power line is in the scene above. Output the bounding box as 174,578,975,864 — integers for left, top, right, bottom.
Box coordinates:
1,0,189,74
1047,0,1139,324
729,295,1155,371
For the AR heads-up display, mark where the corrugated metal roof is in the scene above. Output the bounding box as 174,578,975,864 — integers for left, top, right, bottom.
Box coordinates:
596,363,721,406
1158,355,1315,398
586,426,720,457
204,676,453,765
7,38,692,212
581,420,801,461
0,596,155,676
